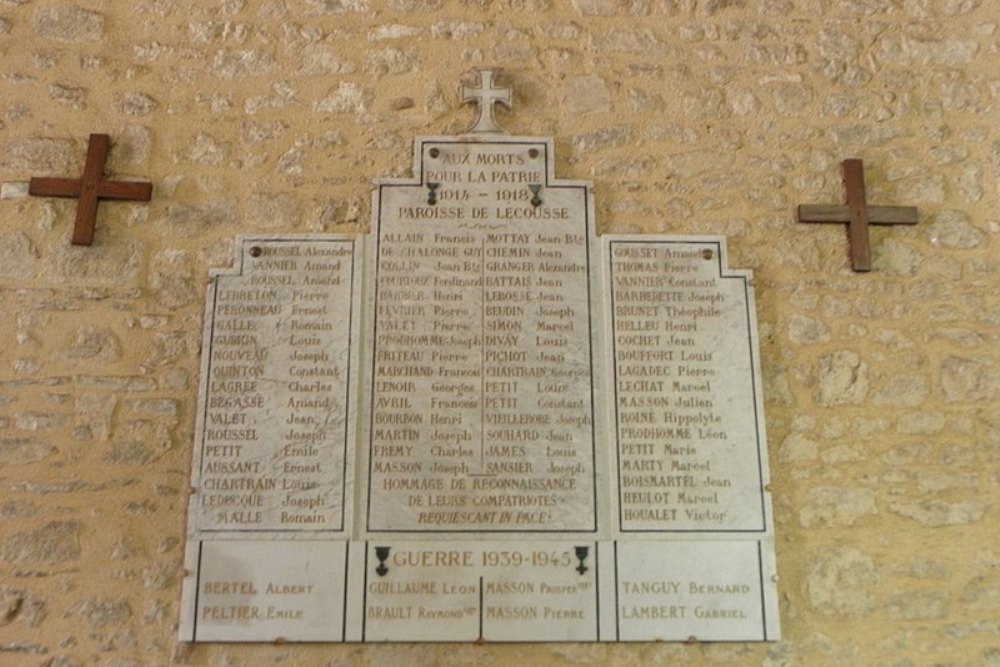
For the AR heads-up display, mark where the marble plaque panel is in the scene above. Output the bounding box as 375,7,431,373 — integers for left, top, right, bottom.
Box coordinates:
360,541,599,642
362,138,602,534
614,541,779,641
603,237,771,534
190,236,359,534
180,135,781,644
184,540,348,642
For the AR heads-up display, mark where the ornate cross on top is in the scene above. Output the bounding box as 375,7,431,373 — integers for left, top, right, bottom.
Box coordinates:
461,69,512,134
29,133,153,246
797,159,918,272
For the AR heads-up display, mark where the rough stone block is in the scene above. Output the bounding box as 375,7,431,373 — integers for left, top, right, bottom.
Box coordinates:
779,432,820,463
161,201,236,230
593,28,666,54
369,24,423,40
665,150,719,179
2,521,80,564
570,126,632,157
0,587,46,627
890,500,986,527
702,0,744,13
941,356,994,402
958,163,984,202
799,487,877,527
77,598,132,629
818,351,869,406
571,0,650,16
961,576,1000,611
886,591,950,620
210,49,276,79
563,75,612,116
1,182,30,199
431,21,485,39
788,314,831,344
875,239,922,276
893,559,951,580
1,502,39,520
828,124,907,147
39,240,143,287
114,125,153,169
300,46,357,74
0,232,39,279
364,47,419,75
13,412,67,431
116,92,158,117
894,173,945,204
74,393,117,442
245,193,304,230
0,438,56,465
32,6,104,41
877,34,978,67
187,133,228,166
314,82,373,113
873,375,928,407
0,139,76,174
49,84,87,110
821,444,866,463
386,0,443,11
149,250,198,310
106,422,171,465
803,546,879,617
64,327,123,363
915,471,977,493
895,411,945,435
926,210,984,248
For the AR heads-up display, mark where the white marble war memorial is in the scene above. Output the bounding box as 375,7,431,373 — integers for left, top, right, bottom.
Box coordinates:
179,71,780,643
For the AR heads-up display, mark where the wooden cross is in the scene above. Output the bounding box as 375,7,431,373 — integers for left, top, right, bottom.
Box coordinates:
29,133,152,246
797,159,918,272
461,69,511,134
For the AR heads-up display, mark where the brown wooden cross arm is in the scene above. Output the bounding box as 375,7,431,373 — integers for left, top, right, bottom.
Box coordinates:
797,159,918,272
29,134,152,246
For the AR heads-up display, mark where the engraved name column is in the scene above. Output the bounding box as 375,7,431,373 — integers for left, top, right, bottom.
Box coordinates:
195,239,357,533
608,239,768,532
365,138,599,533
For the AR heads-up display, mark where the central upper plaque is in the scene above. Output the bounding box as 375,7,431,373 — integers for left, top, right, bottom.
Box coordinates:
364,135,600,534
180,71,780,644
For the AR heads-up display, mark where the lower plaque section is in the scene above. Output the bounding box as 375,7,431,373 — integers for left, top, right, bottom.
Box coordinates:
614,540,778,642
361,541,600,642
181,538,779,642
184,540,348,642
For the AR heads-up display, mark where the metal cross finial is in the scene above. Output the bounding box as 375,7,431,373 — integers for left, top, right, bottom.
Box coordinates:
461,69,512,134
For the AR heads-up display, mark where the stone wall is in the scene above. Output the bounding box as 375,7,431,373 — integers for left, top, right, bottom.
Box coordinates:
1,0,997,665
